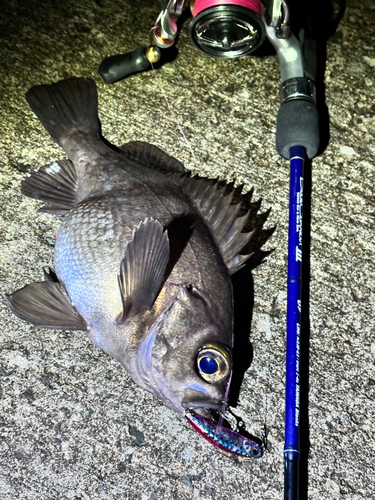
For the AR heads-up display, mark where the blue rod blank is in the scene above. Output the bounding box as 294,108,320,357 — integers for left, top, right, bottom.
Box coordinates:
284,145,305,500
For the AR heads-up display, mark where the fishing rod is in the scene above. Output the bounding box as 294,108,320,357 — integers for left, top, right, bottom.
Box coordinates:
265,4,320,496
98,2,320,498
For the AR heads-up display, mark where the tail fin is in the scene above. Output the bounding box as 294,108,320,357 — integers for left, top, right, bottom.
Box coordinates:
25,78,100,148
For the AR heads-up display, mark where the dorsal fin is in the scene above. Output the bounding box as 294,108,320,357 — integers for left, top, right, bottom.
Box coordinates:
119,141,185,174
180,177,255,274
21,159,78,215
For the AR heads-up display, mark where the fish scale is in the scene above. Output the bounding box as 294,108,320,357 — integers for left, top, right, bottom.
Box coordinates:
56,200,123,324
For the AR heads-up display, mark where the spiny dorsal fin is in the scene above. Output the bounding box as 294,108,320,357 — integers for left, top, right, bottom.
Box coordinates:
180,177,255,274
21,159,77,215
118,219,170,322
7,281,87,330
119,141,185,174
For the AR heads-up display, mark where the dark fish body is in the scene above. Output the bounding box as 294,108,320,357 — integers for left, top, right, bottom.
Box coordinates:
8,78,254,419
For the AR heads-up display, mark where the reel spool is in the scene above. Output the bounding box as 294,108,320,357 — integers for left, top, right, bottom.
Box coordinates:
189,0,265,57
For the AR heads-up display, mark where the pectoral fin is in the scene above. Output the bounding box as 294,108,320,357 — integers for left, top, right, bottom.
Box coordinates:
118,219,170,321
7,281,87,330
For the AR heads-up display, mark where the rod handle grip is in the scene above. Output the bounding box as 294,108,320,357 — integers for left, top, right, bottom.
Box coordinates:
276,99,319,160
98,47,150,84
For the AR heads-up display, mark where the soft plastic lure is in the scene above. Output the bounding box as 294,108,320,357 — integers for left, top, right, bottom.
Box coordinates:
185,410,264,458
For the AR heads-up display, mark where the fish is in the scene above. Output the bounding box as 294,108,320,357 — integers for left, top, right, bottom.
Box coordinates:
7,77,257,452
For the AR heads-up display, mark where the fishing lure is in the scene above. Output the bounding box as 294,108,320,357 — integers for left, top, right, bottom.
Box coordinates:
185,410,265,458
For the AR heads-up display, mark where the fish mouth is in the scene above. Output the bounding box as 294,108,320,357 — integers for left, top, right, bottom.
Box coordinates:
181,388,224,414
183,402,223,416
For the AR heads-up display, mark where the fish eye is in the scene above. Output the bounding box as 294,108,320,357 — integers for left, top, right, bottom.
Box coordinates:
196,342,232,383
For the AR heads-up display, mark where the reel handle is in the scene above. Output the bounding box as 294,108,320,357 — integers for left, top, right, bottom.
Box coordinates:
98,47,151,84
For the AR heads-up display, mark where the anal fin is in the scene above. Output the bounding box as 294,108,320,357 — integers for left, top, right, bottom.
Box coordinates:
118,219,170,321
7,281,87,330
21,159,78,215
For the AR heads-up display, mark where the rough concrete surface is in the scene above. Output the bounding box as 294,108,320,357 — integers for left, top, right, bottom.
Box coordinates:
0,1,374,499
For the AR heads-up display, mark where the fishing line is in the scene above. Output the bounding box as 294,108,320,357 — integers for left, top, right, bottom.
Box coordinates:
144,6,264,448
147,27,199,169
218,369,232,428
147,20,251,434
217,319,235,428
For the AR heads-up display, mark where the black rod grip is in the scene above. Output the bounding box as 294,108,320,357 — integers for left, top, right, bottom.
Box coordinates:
276,99,319,160
284,451,300,500
98,47,150,84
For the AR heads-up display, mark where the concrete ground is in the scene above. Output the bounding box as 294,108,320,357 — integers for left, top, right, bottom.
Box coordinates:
0,1,374,499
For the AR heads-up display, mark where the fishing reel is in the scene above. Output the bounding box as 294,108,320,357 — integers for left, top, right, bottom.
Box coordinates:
99,1,286,78
98,0,319,158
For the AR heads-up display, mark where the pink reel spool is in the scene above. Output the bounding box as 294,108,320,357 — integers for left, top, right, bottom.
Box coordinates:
193,0,263,18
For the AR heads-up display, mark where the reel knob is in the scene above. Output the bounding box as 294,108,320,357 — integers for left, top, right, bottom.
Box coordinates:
98,46,161,84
